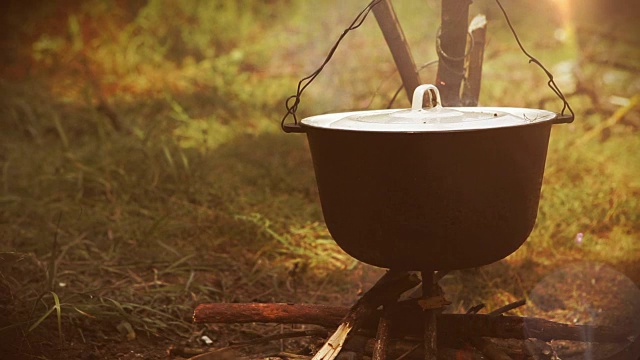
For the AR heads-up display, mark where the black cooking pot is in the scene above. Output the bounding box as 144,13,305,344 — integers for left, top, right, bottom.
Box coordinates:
285,85,572,270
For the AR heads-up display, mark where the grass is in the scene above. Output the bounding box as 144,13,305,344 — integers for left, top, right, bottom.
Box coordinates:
1,0,639,358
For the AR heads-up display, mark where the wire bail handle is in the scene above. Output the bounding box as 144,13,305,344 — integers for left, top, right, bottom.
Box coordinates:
494,0,574,123
280,0,383,133
281,0,575,132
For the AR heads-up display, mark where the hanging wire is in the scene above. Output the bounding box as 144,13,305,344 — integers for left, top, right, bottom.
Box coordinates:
386,59,439,109
373,28,474,110
435,27,474,77
495,0,574,120
436,28,474,62
281,0,574,129
363,67,406,110
281,0,383,132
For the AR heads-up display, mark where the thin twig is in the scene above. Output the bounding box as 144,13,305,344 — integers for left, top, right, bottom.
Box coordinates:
576,94,640,145
466,304,485,315
467,299,525,360
488,299,526,316
393,343,422,360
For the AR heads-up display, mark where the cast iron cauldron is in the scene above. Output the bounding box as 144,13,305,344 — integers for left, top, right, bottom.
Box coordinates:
285,85,572,270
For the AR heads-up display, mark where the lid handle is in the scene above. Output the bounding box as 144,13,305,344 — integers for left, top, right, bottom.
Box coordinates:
412,84,443,111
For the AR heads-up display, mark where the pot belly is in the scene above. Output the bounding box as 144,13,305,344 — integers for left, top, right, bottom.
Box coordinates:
305,124,552,270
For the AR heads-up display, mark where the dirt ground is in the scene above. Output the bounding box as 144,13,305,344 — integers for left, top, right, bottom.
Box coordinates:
3,262,639,359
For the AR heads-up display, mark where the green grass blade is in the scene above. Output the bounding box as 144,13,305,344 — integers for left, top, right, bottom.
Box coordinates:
51,113,69,149
160,253,195,275
28,305,56,332
51,291,63,342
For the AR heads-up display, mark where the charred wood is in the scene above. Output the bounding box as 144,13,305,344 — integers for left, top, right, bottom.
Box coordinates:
194,303,634,343
373,0,422,104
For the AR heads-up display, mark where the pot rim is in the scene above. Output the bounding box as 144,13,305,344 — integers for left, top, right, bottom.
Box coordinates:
301,106,558,134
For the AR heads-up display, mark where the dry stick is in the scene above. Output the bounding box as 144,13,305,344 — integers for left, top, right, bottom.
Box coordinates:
372,0,422,104
466,303,511,360
405,270,450,300
312,271,420,360
461,14,487,106
369,335,637,360
488,299,526,316
467,299,526,360
576,94,640,146
193,303,345,328
393,343,422,360
442,313,632,343
422,271,437,360
193,303,633,343
372,307,393,360
435,0,471,106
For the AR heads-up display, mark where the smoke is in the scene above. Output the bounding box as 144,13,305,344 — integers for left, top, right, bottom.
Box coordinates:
274,1,438,117
525,262,640,358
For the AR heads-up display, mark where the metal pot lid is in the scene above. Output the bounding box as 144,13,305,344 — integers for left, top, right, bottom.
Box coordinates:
300,84,557,132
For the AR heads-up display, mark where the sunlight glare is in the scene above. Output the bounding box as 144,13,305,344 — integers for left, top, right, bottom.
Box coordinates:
548,0,575,44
